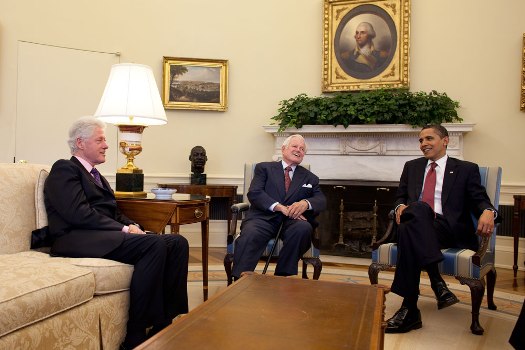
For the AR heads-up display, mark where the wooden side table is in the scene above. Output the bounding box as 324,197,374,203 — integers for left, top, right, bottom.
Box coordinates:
513,195,525,277
158,184,238,231
117,194,211,300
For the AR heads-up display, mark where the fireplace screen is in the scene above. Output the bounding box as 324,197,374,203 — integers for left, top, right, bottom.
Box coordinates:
317,181,398,258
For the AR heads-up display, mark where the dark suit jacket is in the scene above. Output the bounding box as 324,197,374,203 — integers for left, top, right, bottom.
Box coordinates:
395,156,496,250
244,162,326,227
44,157,134,258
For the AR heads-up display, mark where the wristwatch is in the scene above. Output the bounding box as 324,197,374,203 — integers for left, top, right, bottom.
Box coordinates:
484,208,497,219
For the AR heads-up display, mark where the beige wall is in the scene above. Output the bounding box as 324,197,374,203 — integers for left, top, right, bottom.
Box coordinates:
0,0,524,204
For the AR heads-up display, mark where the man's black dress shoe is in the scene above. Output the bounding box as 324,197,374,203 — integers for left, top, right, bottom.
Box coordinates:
432,281,459,309
385,306,422,333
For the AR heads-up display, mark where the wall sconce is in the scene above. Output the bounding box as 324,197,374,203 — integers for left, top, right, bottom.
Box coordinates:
94,63,167,197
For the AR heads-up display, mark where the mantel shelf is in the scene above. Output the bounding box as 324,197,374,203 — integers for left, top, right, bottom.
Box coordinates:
262,123,475,182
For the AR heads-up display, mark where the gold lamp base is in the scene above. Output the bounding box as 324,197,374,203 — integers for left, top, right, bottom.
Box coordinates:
114,125,147,198
114,190,147,198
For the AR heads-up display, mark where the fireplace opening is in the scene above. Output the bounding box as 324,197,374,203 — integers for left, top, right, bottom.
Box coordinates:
317,180,398,258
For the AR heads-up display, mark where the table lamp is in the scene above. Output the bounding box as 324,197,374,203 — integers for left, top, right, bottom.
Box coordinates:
94,63,167,197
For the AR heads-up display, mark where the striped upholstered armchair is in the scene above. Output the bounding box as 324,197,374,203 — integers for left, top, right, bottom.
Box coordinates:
223,163,322,285
368,166,502,335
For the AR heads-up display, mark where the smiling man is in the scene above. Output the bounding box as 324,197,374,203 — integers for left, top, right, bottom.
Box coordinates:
232,134,326,279
385,124,498,334
44,117,189,349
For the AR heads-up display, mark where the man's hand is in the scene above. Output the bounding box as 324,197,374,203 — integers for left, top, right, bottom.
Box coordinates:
395,204,408,225
128,224,145,234
275,201,308,220
476,210,496,237
286,200,308,220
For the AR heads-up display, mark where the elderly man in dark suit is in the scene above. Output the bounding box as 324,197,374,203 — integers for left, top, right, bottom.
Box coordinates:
44,117,189,349
386,124,498,333
232,134,326,280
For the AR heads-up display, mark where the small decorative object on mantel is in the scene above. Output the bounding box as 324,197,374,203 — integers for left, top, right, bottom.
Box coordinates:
189,146,208,185
271,89,461,132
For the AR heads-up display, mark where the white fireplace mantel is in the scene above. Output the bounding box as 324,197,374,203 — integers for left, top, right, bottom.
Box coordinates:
263,123,475,182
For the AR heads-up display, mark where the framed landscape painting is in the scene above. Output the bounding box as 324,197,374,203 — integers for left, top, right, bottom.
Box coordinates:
322,0,410,92
162,57,228,111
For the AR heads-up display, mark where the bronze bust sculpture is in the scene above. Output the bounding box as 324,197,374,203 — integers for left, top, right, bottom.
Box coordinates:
189,146,207,184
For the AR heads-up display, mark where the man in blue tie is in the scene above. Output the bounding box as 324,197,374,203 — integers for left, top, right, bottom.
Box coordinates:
385,124,498,333
44,116,189,349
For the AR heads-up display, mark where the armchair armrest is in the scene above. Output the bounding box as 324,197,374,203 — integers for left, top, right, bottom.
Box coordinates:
471,223,499,267
227,202,250,244
370,209,395,250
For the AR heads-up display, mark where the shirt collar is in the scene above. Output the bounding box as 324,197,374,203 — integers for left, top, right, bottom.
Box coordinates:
281,160,296,172
428,154,448,169
74,156,94,173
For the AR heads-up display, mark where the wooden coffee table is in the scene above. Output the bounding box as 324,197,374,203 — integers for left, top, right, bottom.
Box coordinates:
136,274,388,350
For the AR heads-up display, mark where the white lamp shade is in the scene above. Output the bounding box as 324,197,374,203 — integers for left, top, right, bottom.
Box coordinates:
94,63,167,126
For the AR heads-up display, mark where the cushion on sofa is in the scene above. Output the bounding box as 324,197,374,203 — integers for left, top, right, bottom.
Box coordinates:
35,168,49,229
19,251,133,295
0,253,95,337
0,163,50,254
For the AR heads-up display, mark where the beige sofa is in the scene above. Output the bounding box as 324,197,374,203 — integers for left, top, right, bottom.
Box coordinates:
0,163,133,350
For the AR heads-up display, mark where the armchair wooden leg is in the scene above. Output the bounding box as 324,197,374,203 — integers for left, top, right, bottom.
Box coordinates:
368,262,392,285
224,253,234,286
456,276,485,335
302,260,308,279
302,257,322,280
486,268,497,310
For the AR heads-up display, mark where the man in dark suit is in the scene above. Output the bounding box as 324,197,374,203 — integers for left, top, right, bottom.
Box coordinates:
232,134,326,279
44,117,189,349
386,124,498,333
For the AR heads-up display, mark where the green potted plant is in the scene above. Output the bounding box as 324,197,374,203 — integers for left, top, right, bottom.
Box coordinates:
271,89,462,131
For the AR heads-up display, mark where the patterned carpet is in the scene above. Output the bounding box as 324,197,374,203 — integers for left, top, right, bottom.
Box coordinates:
187,263,522,349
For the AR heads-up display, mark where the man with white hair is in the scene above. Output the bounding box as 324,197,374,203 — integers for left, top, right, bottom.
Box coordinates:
44,116,189,349
232,134,326,280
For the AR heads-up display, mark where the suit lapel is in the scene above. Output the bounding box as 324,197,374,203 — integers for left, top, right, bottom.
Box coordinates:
414,158,426,200
270,162,287,198
441,157,458,206
70,157,111,192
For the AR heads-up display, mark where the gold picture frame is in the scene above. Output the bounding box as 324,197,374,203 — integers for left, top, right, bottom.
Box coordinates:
521,34,525,111
322,0,410,92
162,57,228,111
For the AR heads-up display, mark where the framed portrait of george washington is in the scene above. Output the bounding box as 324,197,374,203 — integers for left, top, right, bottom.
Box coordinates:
322,0,410,92
162,57,228,111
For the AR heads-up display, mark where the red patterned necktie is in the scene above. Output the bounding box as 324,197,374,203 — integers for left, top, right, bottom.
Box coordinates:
284,166,292,192
421,162,437,210
90,168,103,188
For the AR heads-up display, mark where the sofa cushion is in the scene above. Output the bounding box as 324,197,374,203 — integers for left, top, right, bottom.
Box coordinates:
0,163,50,254
35,168,49,229
0,253,95,337
20,251,133,295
